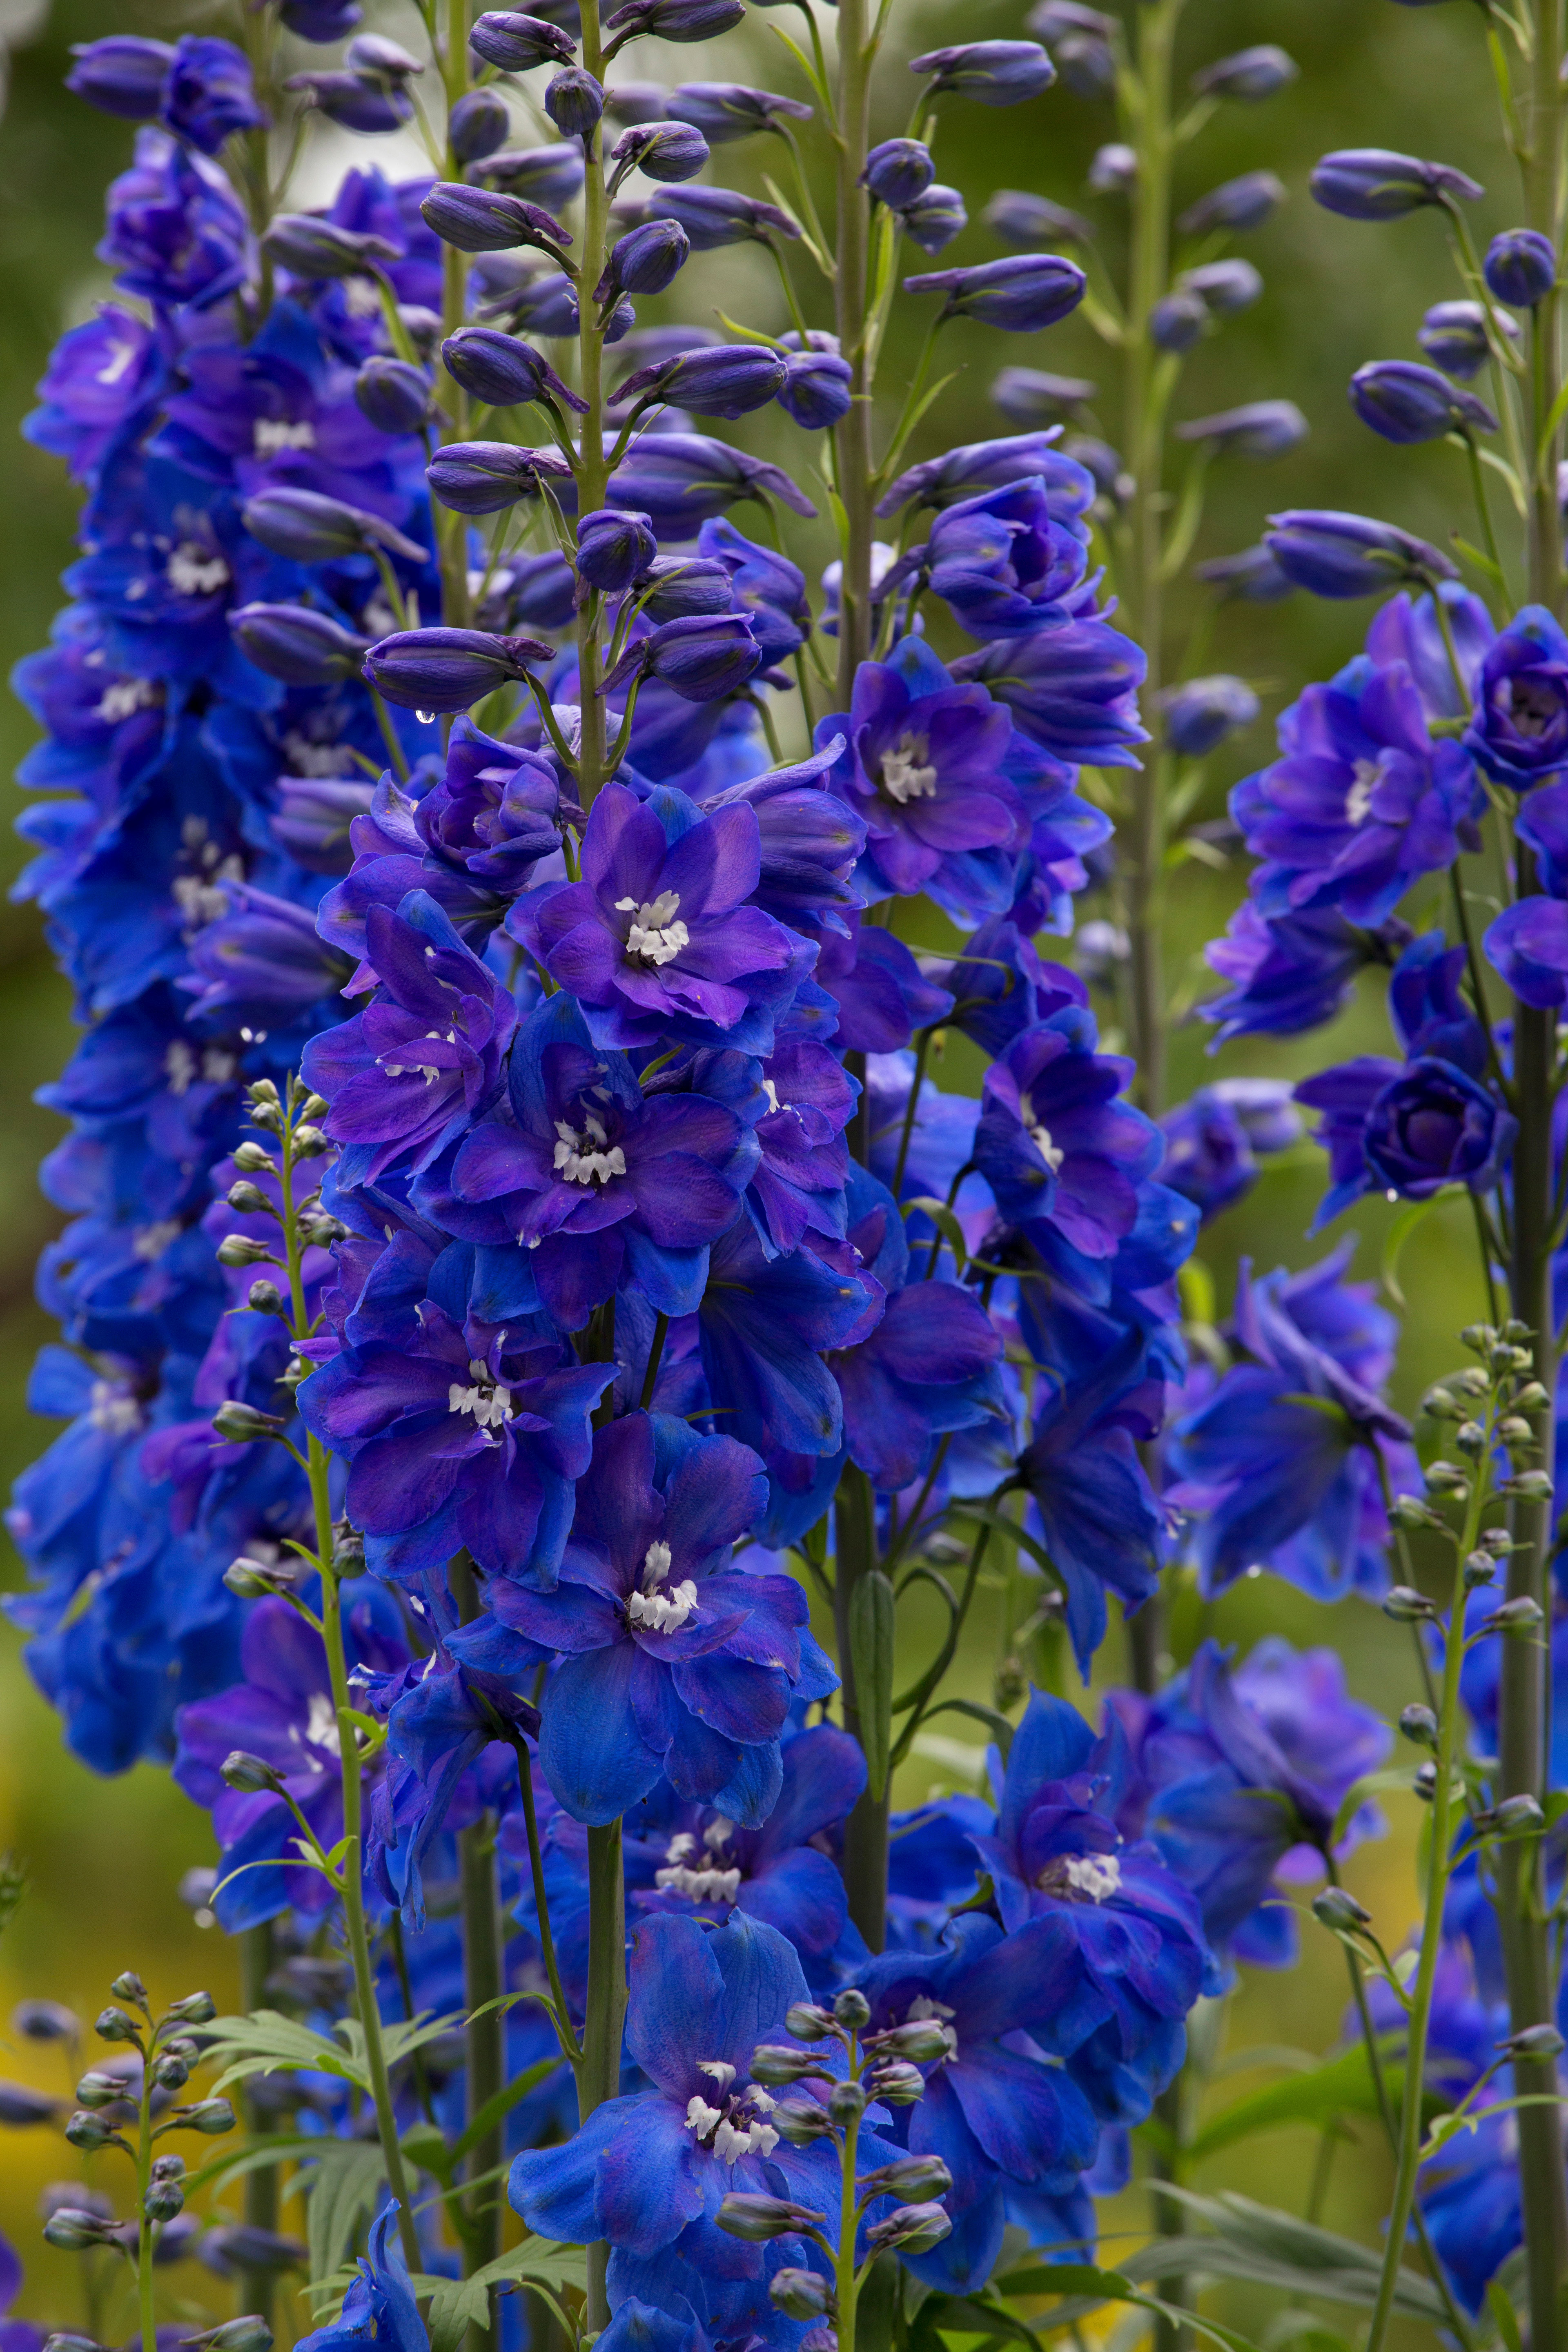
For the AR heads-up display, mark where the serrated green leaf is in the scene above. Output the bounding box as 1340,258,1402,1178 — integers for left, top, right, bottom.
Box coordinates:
412,2241,587,2352
1149,2187,1448,2323
181,2132,322,2200
297,2140,387,2283
201,2011,370,2095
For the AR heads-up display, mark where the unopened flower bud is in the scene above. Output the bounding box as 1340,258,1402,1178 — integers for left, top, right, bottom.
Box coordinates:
1454,1420,1487,1456
244,1282,285,1319
64,2111,118,2152
179,2098,237,2135
365,625,553,713
861,2154,952,2202
110,1973,149,2008
1480,1597,1547,1637
785,2003,837,2042
1423,1461,1469,1494
470,11,578,70
909,38,1054,105
867,2019,950,2064
262,216,401,280
1413,1762,1439,1802
1382,1586,1436,1622
151,2051,191,2091
220,1751,285,1794
1463,1554,1497,1589
242,488,424,568
44,2209,113,2252
422,181,573,256
827,2080,866,2128
1191,44,1297,100
15,2000,78,2042
715,2194,824,2242
749,2045,820,2086
212,1402,287,1444
597,218,690,298
771,2097,836,2144
861,137,935,211
1485,227,1557,309
449,86,511,165
1503,1469,1554,1501
43,2335,102,2352
635,555,732,620
166,1993,216,2027
1312,1886,1371,1932
866,2060,925,2104
232,604,373,688
832,1989,871,2031
1481,1526,1515,1553
1476,1795,1545,1835
1514,1381,1550,1411
546,66,605,140
95,2007,140,2044
355,357,433,435
1150,289,1208,353
144,2178,185,2223
770,2270,834,2322
1501,2023,1565,2061
1399,1704,1439,1747
187,2325,274,2352
1389,1494,1441,1530
74,2071,130,2110
866,2201,952,2254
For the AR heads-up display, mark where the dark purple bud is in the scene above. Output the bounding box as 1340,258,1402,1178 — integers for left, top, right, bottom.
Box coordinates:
421,180,573,254
611,119,710,182
364,626,553,711
283,71,414,134
272,777,374,873
612,341,788,417
985,188,1093,245
1176,399,1308,457
66,36,174,120
280,0,362,37
604,610,762,699
197,2227,305,2278
861,138,935,210
990,365,1097,424
0,2080,59,2125
229,604,373,685
576,506,659,590
1026,1,1115,37
470,9,579,67
598,216,690,296
1051,29,1115,98
646,186,797,250
14,2000,78,2042
1310,147,1483,220
1149,288,1207,352
163,41,264,155
1419,298,1512,381
481,142,587,207
449,87,512,162
904,252,1085,331
1263,508,1458,597
635,553,732,618
1485,227,1557,307
1176,169,1286,234
715,2194,825,2243
241,487,426,565
546,66,605,138
605,0,746,43
441,324,590,410
665,80,814,142
1160,674,1259,755
866,2203,952,2254
427,440,575,514
1349,359,1498,444
902,184,967,254
354,355,434,433
1192,543,1294,601
262,214,401,278
910,39,1054,104
778,347,853,429
501,549,581,627
1088,142,1137,193
1191,44,1298,99
347,32,425,75
1181,257,1262,313
604,80,669,123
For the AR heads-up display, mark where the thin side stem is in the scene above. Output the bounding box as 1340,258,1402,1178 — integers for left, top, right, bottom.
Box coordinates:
575,0,611,807
136,2062,156,2352
831,0,874,703
833,1465,889,1951
580,1820,627,2333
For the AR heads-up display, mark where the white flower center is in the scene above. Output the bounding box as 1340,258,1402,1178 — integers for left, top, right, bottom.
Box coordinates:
448,1358,514,1429
96,678,158,724
345,276,383,318
89,1381,141,1437
166,543,231,598
166,1040,197,1095
254,418,317,455
683,2069,781,2165
880,732,939,804
553,1110,627,1185
384,1029,456,1084
133,1218,181,1261
1061,1853,1122,1902
1345,757,1379,826
1020,1095,1065,1173
617,890,689,966
627,1539,699,1633
305,1690,342,1755
97,337,139,388
656,1823,742,1902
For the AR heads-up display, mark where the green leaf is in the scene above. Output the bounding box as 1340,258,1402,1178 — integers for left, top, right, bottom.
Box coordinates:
399,2121,452,2183
297,2140,387,2283
201,2011,371,2096
1330,1765,1416,1849
1184,2040,1400,2164
1149,2187,1449,2323
412,2241,588,2352
900,1196,968,1272
1488,2279,1526,2352
915,1695,1015,1760
995,2265,1134,2300
181,2132,323,2201
849,1567,896,1799
450,2056,561,2168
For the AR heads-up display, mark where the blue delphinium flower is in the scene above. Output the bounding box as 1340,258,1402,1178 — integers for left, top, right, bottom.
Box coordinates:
1463,604,1568,788
294,2204,428,2352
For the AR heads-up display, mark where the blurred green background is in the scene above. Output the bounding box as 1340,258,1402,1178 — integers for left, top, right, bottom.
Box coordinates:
0,0,1521,2337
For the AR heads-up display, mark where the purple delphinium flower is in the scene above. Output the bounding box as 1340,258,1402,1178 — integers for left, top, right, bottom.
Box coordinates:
1483,896,1568,1006
451,1410,834,1823
100,130,249,311
298,1241,612,1585
971,1688,1216,2124
1232,656,1484,927
1203,898,1413,1043
949,619,1149,771
974,1011,1163,1265
172,1590,408,1930
816,638,1024,914
1158,1080,1301,1222
1296,1055,1516,1219
1166,1246,1417,1600
509,1913,899,2339
510,782,805,1056
440,990,753,1324
924,477,1089,637
301,890,518,1187
1463,604,1568,788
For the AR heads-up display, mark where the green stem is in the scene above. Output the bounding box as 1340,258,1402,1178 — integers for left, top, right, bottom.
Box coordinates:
1363,1486,1482,2352
511,1739,582,2066
237,1924,279,2328
835,2047,864,2352
451,1558,503,2345
833,1466,889,1952
831,0,875,704
580,1820,627,2332
575,0,611,809
136,2060,156,2352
